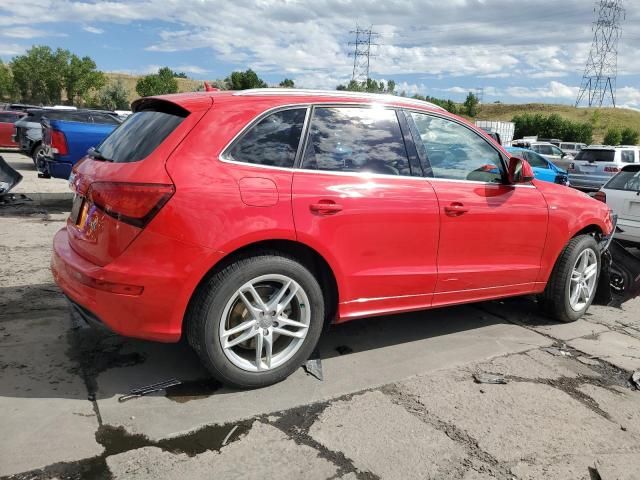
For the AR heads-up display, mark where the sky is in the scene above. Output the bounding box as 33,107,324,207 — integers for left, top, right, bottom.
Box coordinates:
0,0,639,108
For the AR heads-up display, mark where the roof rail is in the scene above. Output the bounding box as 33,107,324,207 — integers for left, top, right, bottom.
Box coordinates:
233,88,446,111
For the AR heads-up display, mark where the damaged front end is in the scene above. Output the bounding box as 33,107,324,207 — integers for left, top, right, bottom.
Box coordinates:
593,217,640,307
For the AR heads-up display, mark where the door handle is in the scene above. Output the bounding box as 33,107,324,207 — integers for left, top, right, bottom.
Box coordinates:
310,201,343,215
444,202,469,217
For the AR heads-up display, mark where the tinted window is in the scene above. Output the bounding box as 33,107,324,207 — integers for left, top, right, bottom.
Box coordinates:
606,166,640,191
525,151,549,168
228,108,306,168
575,149,615,162
621,150,635,163
302,107,410,176
96,108,186,163
409,112,503,182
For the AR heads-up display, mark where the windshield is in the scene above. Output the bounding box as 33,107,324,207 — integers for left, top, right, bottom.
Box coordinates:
575,149,615,162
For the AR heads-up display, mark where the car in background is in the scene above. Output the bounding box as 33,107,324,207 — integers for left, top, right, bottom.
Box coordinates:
1,103,39,112
52,89,615,388
0,110,26,148
594,164,640,246
560,142,587,157
506,147,569,185
569,145,640,192
14,108,119,165
40,112,121,179
511,140,573,170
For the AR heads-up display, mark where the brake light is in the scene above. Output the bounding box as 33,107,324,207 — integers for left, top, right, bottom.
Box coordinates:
50,129,68,156
87,182,175,228
604,166,620,173
593,191,607,203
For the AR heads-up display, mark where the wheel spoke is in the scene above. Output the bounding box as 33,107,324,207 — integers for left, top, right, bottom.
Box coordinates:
255,330,264,371
238,291,259,317
263,331,273,369
224,327,258,348
221,319,256,339
571,270,581,283
580,251,589,272
581,284,591,302
584,263,598,281
267,280,292,310
247,284,268,311
570,284,581,305
277,315,308,329
276,284,299,315
272,326,307,338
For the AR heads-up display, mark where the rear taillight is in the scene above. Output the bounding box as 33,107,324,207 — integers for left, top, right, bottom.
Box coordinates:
87,182,175,228
568,162,575,171
50,129,68,156
593,191,607,203
604,166,620,173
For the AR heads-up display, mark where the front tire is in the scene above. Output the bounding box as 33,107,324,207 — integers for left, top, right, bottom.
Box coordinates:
539,235,600,322
186,253,324,388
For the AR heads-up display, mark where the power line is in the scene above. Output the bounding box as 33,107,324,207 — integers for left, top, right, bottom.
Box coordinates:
349,25,380,83
576,0,626,108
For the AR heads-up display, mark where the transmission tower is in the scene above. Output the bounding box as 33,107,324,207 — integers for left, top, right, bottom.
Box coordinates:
575,0,625,108
349,26,380,83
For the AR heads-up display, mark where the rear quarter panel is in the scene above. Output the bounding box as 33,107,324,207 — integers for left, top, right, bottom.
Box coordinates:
535,181,613,283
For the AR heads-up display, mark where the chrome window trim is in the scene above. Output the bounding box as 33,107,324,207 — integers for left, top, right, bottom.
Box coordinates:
219,104,311,168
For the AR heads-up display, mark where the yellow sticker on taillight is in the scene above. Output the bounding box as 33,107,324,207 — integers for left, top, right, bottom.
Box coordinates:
77,201,90,228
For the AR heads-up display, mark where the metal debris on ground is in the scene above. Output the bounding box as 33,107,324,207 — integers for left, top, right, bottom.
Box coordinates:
576,356,600,367
118,378,182,402
336,345,353,355
222,425,239,446
542,346,572,357
631,371,640,390
473,373,508,385
0,155,22,196
303,358,324,381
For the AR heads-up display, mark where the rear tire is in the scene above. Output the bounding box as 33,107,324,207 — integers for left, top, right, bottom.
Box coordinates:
32,144,46,172
186,253,324,388
538,235,600,323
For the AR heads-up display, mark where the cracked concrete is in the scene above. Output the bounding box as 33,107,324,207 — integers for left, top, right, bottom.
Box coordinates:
1,151,640,480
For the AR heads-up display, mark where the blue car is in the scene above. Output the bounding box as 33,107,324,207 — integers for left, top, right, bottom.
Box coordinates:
39,112,120,179
505,147,569,186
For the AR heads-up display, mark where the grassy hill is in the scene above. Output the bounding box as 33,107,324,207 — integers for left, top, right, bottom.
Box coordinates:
475,103,640,144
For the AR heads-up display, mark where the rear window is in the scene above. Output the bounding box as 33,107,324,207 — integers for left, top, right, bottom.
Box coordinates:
95,108,187,163
575,149,615,162
605,166,640,191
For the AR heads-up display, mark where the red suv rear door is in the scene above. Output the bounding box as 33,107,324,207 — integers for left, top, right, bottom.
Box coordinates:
405,111,548,305
292,105,440,321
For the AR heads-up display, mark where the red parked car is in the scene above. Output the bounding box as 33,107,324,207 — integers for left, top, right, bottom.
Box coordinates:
0,110,25,147
52,89,615,387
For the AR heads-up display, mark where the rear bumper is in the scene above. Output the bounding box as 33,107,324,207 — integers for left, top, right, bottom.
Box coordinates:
44,157,72,179
568,174,611,191
615,218,640,245
51,227,221,342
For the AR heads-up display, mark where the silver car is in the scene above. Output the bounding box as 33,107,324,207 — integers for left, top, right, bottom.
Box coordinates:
559,142,587,157
569,145,640,191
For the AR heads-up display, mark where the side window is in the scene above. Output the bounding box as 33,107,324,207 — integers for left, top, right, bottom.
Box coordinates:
551,146,564,156
537,145,553,155
408,112,504,183
621,150,635,163
227,108,306,168
302,107,410,176
525,151,548,168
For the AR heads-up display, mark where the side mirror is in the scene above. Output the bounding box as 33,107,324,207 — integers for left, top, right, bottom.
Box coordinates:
508,157,535,184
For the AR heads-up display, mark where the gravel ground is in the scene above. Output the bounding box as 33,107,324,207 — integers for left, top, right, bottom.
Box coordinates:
1,151,639,480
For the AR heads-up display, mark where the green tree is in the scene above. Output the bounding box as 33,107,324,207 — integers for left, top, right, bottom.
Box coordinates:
173,71,188,78
64,55,105,105
0,60,17,101
279,78,295,88
91,80,130,110
335,78,396,94
512,113,592,144
463,92,480,117
386,79,396,94
620,127,640,145
225,69,267,90
604,127,622,146
135,67,179,97
10,46,69,104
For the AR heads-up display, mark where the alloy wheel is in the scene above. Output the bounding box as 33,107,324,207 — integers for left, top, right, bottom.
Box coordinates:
568,248,598,312
219,274,310,372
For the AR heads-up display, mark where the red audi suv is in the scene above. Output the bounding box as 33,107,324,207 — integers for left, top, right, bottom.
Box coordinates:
52,89,615,387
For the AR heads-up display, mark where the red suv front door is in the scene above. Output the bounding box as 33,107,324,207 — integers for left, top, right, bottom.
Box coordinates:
405,111,548,305
292,106,440,321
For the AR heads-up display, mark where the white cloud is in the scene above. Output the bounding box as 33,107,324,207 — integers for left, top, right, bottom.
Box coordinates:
1,26,66,39
0,42,25,56
83,26,104,34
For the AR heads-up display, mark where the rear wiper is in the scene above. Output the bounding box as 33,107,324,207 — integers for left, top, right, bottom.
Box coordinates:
88,147,113,162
